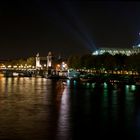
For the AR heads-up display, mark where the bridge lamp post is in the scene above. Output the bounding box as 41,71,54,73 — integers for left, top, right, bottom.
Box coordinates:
8,65,12,69
28,65,32,68
0,64,5,69
13,65,17,69
32,66,35,69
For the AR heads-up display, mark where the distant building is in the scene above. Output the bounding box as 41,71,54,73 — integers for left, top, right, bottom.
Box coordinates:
92,45,140,56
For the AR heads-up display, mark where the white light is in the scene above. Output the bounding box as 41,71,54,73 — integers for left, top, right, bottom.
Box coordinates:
92,50,99,55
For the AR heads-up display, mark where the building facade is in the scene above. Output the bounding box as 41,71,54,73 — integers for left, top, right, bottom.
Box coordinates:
92,45,140,56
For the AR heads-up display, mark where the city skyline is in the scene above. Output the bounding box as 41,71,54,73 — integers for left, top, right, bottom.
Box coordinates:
0,0,140,59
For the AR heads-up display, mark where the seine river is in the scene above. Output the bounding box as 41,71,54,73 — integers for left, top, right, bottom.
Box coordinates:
0,77,140,140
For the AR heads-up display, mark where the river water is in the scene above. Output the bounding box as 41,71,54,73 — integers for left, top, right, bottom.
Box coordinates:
0,77,140,140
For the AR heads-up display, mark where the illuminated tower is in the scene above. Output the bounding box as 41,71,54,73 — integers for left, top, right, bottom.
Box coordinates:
36,53,41,69
47,51,52,68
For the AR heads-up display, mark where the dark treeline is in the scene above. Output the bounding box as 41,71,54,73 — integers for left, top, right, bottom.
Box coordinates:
67,53,140,72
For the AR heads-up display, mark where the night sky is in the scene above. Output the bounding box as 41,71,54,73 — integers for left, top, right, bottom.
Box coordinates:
0,0,140,59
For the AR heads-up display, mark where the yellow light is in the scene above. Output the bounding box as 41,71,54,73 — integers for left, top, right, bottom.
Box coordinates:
8,65,11,68
57,64,60,67
13,65,17,68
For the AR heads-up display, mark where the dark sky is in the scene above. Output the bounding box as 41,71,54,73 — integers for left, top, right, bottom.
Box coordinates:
0,0,140,59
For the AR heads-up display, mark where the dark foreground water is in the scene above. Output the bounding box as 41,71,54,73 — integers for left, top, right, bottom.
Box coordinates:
0,77,140,140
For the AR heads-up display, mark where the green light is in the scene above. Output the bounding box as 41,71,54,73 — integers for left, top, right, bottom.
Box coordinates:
73,80,77,86
92,83,95,88
131,85,136,91
125,85,129,93
104,82,107,88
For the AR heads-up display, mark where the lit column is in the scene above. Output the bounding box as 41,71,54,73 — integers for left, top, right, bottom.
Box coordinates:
36,53,41,69
47,51,52,68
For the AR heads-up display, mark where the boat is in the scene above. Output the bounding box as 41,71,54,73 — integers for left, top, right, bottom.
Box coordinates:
80,74,95,82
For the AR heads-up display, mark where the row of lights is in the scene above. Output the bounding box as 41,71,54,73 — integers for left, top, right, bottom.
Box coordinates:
0,64,35,69
77,69,139,75
0,61,68,70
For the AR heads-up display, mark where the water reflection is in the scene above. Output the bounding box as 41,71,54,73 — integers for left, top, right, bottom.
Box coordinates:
56,81,72,140
0,77,65,140
0,78,139,139
71,81,139,139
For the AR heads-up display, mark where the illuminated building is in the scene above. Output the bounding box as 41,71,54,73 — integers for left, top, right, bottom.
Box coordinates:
92,45,140,56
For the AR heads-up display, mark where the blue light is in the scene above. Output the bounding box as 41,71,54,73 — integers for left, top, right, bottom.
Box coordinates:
57,0,97,52
73,80,77,86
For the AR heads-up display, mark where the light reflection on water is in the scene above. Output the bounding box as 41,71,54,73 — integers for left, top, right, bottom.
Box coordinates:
0,78,139,139
56,84,72,140
0,77,60,140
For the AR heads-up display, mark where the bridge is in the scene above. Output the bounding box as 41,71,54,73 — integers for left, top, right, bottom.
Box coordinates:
0,52,56,77
0,69,45,77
